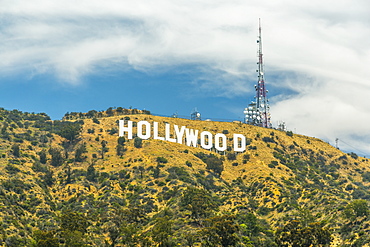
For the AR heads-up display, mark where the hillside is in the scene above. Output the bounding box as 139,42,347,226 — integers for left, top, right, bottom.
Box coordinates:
0,107,370,246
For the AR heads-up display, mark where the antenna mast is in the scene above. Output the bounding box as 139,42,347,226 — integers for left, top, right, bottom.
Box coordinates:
244,19,271,128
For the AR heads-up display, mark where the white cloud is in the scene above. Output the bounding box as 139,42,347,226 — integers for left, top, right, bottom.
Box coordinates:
0,0,256,80
2,0,370,154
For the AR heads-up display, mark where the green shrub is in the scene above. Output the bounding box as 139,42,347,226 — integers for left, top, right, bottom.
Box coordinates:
362,172,370,182
262,136,275,143
5,164,20,174
195,152,224,175
185,161,192,167
286,131,293,137
268,161,278,168
348,152,358,159
156,157,168,164
227,153,237,160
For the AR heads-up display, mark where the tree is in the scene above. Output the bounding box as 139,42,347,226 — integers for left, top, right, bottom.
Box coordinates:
40,134,48,143
134,137,143,148
153,165,160,179
105,222,140,247
57,122,81,143
11,144,20,157
103,207,146,247
200,215,240,247
116,144,125,156
239,213,260,237
195,152,224,176
106,107,114,116
60,210,90,245
116,107,124,113
61,231,87,247
343,199,369,220
123,207,147,224
86,164,97,182
182,231,199,247
275,220,332,247
33,230,59,247
104,222,120,247
42,168,54,186
205,156,224,175
4,236,27,247
101,140,108,159
49,148,64,167
86,110,97,118
116,137,126,156
181,187,218,221
117,136,126,145
39,150,47,164
65,165,72,184
152,216,174,247
120,224,140,247
75,143,87,162
237,212,276,246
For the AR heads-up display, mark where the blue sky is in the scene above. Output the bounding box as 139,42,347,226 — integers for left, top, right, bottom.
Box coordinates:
2,0,370,155
0,65,251,121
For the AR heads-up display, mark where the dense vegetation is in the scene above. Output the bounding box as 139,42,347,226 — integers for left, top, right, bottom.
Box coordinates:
0,107,369,246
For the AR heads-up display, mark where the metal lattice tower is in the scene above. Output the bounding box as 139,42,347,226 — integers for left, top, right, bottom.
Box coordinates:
244,19,271,128
191,108,201,120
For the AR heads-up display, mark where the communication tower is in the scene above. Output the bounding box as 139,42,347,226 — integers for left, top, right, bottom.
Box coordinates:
244,19,271,128
191,108,201,120
277,121,287,131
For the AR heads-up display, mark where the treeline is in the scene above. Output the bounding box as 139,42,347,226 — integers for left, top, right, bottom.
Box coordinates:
63,107,151,120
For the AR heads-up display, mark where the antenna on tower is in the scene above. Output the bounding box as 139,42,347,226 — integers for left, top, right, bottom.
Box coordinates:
244,18,271,128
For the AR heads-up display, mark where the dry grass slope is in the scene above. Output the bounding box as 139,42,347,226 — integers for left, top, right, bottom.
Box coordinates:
0,109,370,246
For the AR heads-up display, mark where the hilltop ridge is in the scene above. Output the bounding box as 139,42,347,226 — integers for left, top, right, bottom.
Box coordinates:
0,107,370,246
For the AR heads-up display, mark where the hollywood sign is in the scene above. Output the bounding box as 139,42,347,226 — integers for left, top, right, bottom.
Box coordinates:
119,120,247,152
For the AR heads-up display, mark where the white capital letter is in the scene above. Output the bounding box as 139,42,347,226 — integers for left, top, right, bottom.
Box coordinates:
119,120,133,139
185,128,198,147
174,125,186,144
153,122,165,140
165,123,177,143
215,133,227,152
137,121,151,139
200,131,213,150
234,134,246,152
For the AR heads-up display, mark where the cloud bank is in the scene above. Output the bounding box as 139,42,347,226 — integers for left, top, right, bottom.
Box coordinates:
2,0,370,154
